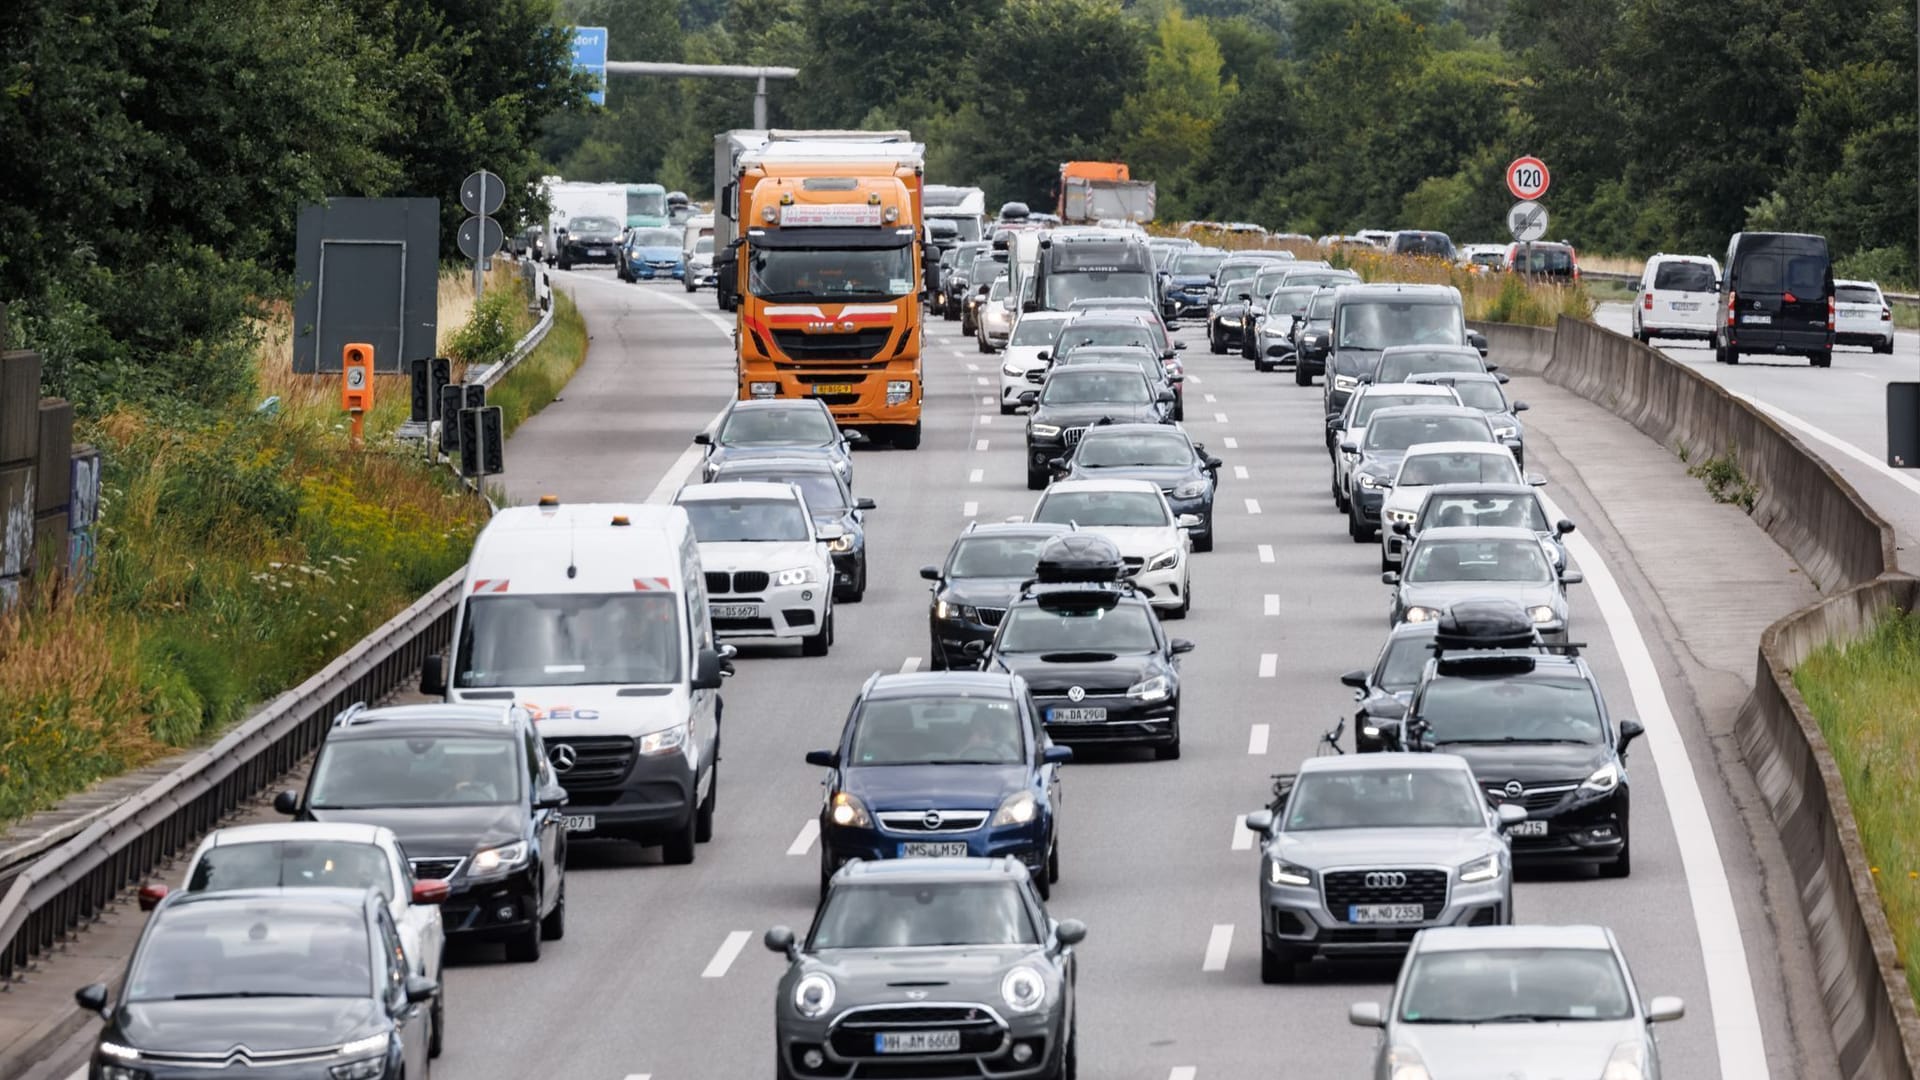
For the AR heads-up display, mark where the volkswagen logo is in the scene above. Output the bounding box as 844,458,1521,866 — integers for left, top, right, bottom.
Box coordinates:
1503,780,1525,799
549,744,578,772
1067,686,1086,702
1364,871,1409,889
922,810,944,829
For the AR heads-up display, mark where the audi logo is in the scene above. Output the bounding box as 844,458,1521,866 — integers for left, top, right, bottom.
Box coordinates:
1364,871,1409,889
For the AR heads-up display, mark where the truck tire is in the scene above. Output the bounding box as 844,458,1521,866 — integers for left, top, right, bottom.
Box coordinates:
895,423,922,450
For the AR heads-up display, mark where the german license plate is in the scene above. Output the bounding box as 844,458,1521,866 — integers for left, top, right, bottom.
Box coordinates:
812,383,855,395
560,814,596,833
1511,819,1548,837
875,1030,960,1054
1048,707,1107,723
1742,314,1772,325
901,842,969,858
1351,904,1425,924
586,248,606,256
1672,301,1698,311
711,603,759,619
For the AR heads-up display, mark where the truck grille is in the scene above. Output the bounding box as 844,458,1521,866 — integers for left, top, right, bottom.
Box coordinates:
1322,868,1449,921
772,329,891,361
547,736,636,790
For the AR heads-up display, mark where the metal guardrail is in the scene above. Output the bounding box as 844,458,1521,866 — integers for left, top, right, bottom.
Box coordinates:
469,259,556,391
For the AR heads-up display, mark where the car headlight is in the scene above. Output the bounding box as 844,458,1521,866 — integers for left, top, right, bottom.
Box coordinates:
1030,424,1061,438
1001,965,1047,1013
991,790,1038,826
331,1047,387,1080
1002,362,1024,377
829,792,872,828
1601,1040,1648,1080
1581,760,1621,794
1268,858,1312,886
1333,374,1358,391
1403,606,1441,623
1220,316,1242,327
1458,853,1501,884
935,598,952,620
1127,674,1170,703
1358,471,1385,488
1144,546,1180,572
640,722,688,756
1386,1046,1433,1080
1528,604,1557,624
1172,479,1207,500
1493,425,1518,439
794,973,836,1019
827,533,855,554
99,1043,142,1062
776,566,819,586
470,840,529,875
1387,509,1418,524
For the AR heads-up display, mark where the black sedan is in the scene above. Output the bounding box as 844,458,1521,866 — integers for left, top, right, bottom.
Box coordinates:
555,215,623,271
711,456,875,602
1406,370,1530,468
922,523,1074,670
1050,422,1221,552
1341,620,1437,752
1020,365,1175,490
696,398,855,487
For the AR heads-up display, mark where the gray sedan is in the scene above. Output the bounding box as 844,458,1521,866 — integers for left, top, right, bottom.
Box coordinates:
1384,526,1581,642
764,857,1084,1080
1350,924,1684,1079
1243,753,1523,984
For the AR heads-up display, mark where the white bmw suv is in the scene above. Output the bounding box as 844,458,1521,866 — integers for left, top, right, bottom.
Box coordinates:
1029,478,1195,618
676,481,839,656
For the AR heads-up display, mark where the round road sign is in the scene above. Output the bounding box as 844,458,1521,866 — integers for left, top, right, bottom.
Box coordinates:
1506,156,1550,201
457,215,505,261
460,170,505,217
1507,200,1549,243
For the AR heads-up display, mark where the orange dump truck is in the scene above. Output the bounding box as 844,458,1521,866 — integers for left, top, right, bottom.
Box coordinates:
733,132,933,449
1057,161,1157,225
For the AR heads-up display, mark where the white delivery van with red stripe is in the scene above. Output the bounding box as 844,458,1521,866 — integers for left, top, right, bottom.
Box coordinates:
421,498,731,866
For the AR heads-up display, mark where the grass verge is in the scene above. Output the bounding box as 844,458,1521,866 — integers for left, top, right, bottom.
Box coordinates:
1791,608,1920,1007
488,291,589,440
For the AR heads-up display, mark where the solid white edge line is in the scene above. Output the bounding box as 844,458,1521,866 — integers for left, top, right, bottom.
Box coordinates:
1257,544,1275,563
702,930,753,978
1258,653,1277,678
1537,491,1769,1080
1231,814,1255,851
787,819,820,857
1201,924,1233,972
1263,594,1280,616
1247,723,1270,755
1735,393,1920,498
899,657,922,674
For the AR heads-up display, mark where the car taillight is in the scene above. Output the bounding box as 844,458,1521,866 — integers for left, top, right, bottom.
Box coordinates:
1827,295,1835,331
1643,293,1653,310
1884,307,1893,322
1727,291,1737,327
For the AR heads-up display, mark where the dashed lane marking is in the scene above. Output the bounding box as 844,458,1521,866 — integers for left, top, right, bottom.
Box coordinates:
1264,594,1279,616
899,657,921,673
1234,466,1249,480
1247,724,1270,754
1213,412,1229,423
1204,393,1218,403
1201,925,1233,972
1258,653,1277,678
1170,1069,1198,1080
1257,544,1275,563
787,820,819,856
977,439,989,451
968,469,984,483
963,501,978,517
702,931,752,978
1232,815,1255,851
1223,437,1238,449
1244,498,1262,515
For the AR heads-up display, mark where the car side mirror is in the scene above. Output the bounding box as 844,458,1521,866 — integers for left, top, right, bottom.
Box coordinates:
844,429,869,444
1556,519,1576,536
1326,415,1344,432
1349,1002,1385,1029
1391,521,1410,536
1055,918,1088,947
1035,350,1051,363
1157,389,1177,404
137,883,170,911
1237,292,1252,303
1176,513,1201,529
1528,475,1547,487
855,497,877,511
1042,744,1074,765
273,790,299,816
1381,571,1400,585
1339,441,1358,454
693,432,711,445
1175,341,1188,350
919,565,941,582
419,653,446,697
1169,638,1196,655
1646,995,1685,1023
1017,390,1038,406
1243,809,1274,833
1204,456,1222,470
817,523,847,542
804,749,840,769
1022,300,1040,313
1363,699,1408,722
405,974,438,1005
1512,401,1530,413
764,925,800,959
1048,457,1068,472
692,647,727,691
1496,803,1528,828
1561,570,1585,585
1339,669,1369,690
411,879,451,905
534,785,569,810
75,983,111,1019
1618,719,1645,752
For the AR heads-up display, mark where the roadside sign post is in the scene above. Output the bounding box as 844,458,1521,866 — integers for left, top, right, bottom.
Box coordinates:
458,169,506,299
1505,157,1552,276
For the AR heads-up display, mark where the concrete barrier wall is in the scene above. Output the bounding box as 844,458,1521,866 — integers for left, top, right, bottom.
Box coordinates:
1467,320,1555,377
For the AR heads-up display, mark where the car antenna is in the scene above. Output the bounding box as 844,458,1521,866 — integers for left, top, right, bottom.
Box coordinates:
567,517,578,579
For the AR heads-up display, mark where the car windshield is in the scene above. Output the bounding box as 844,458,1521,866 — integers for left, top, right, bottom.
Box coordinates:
1420,494,1548,532
1423,676,1603,744
1653,261,1717,292
1394,233,1454,257
455,592,683,688
1033,490,1168,527
681,497,811,542
1252,272,1289,299
1045,270,1156,310
719,407,836,447
1378,352,1481,382
1010,317,1068,347
1400,453,1521,487
694,236,714,255
569,217,619,234
629,229,678,248
748,246,915,301
1366,415,1492,450
989,276,1011,300
1378,634,1434,691
1284,271,1357,290
1172,252,1226,276
998,602,1157,654
1837,285,1881,304
1400,948,1633,1023
1267,287,1317,317
723,471,846,515
1470,250,1505,268
1060,352,1161,384
1309,292,1337,318
1060,326,1155,353
1285,768,1484,830
848,695,1024,766
1075,433,1192,468
1353,394,1453,427
1338,301,1463,350
1216,265,1259,293
627,190,667,219
1515,246,1577,274
1445,381,1508,412
1040,370,1151,405
189,841,393,901
1406,538,1552,583
949,535,1049,578
308,735,522,809
126,904,373,1002
810,881,1039,949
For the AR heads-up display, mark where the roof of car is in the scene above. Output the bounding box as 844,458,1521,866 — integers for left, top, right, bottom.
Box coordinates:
1044,362,1151,380
1298,751,1470,775
723,398,831,415
1411,525,1543,543
1365,404,1488,422
1337,283,1461,299
675,480,801,503
1835,278,1881,290
864,671,1021,700
959,522,1073,539
712,456,838,476
158,886,376,914
1407,369,1502,384
1380,344,1482,358
1358,384,1458,399
1042,478,1163,495
1402,441,1518,458
328,703,527,739
204,823,393,848
1421,481,1539,497
1077,423,1188,440
1416,924,1614,952
835,856,1033,884
1059,346,1158,361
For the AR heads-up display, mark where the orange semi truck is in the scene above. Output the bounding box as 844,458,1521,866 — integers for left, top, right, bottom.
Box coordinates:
732,132,934,449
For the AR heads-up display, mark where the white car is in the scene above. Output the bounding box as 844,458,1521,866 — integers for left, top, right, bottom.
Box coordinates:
1329,384,1460,512
684,235,717,291
1458,243,1508,273
1029,478,1195,618
676,481,838,655
977,273,1016,352
150,822,449,1057
1000,311,1075,414
1835,279,1895,354
1379,441,1527,570
1632,253,1722,343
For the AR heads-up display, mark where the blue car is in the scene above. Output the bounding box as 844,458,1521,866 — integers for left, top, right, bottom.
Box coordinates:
616,226,686,282
1162,249,1227,317
806,672,1071,899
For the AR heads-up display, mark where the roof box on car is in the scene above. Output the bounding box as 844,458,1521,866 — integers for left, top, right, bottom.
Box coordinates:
1433,599,1541,651
1032,533,1127,583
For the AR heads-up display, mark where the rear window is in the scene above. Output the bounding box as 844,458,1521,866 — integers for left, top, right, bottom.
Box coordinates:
1392,233,1454,257
1514,246,1575,274
1837,285,1882,305
1738,252,1828,295
1653,261,1716,292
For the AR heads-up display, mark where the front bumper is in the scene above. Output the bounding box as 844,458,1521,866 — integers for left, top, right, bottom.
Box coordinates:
1260,873,1507,961
740,370,921,430
981,321,1012,347
633,262,685,280
563,242,619,265
821,817,1047,879
1167,289,1210,316
1499,787,1628,865
829,548,864,594
777,1004,1065,1080
708,580,831,641
1129,561,1186,611
438,866,543,940
1351,485,1386,524
1212,317,1247,347
554,743,699,840
1032,689,1178,747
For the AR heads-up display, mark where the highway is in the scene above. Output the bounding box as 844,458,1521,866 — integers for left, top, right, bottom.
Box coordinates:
389,270,1808,1079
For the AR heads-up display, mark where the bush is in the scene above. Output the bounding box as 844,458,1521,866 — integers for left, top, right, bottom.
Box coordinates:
1836,247,1915,293
445,285,533,371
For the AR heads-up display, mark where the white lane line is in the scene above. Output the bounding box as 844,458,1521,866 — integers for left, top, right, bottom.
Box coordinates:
1170,1069,1198,1080
1854,371,1875,380
1257,544,1274,563
976,376,989,386
1736,392,1920,499
1232,815,1255,851
1244,498,1262,515
980,415,993,426
1264,594,1280,616
623,1075,652,1080
702,931,753,978
1214,412,1229,423
1204,393,1218,403
1233,465,1249,480
1201,925,1233,972
966,363,979,371
968,468,984,483
981,395,993,405
963,501,978,517
1223,436,1238,449
1187,374,1203,385
976,439,990,451
787,819,820,856
1258,653,1277,678
899,657,921,674
1538,491,1770,1080
1247,724,1270,755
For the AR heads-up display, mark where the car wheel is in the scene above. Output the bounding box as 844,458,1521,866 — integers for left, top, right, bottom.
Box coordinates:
1294,364,1312,386
1332,476,1349,513
895,423,922,451
429,983,444,1058
1599,832,1631,879
695,760,717,843
1173,402,1184,421
802,612,833,657
1208,329,1225,355
1253,355,1270,372
1154,716,1181,760
776,1052,800,1080
1875,338,1894,355
1027,464,1049,490
848,564,867,603
1812,350,1832,368
1380,548,1394,573
662,805,698,865
557,258,572,271
819,846,835,899
1725,346,1741,364
1192,526,1213,554
1347,501,1371,542
1055,1019,1078,1080
1048,832,1061,885
1035,864,1051,901
977,336,992,354
504,912,542,963
540,877,566,941
1260,941,1298,984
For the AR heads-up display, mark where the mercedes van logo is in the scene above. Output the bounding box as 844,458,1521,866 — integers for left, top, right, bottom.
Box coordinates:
1364,872,1408,889
549,744,578,772
1067,686,1086,702
922,810,944,829
1503,780,1525,799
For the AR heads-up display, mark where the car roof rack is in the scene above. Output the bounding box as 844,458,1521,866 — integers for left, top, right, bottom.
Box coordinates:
331,701,373,728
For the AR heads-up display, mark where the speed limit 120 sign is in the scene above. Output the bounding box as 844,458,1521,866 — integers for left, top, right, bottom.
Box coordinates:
1507,156,1550,201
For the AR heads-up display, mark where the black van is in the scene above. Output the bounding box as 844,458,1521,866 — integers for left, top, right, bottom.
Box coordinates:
1716,232,1834,366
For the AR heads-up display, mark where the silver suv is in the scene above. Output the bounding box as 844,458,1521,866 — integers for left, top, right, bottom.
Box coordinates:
1242,753,1525,983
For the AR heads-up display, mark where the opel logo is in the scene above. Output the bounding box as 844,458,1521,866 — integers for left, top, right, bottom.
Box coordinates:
1364,872,1408,889
549,744,578,772
922,810,944,829
1503,780,1525,799
1066,686,1086,702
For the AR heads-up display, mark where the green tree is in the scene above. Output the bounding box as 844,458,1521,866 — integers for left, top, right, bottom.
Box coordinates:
1114,9,1236,217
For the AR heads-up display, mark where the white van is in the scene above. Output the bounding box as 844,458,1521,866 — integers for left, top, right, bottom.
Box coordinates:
682,213,714,262
421,500,730,865
1633,253,1722,343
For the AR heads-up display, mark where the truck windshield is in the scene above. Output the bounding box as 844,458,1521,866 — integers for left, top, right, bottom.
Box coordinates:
1045,271,1156,311
628,190,666,220
749,247,914,301
935,216,983,242
455,593,684,688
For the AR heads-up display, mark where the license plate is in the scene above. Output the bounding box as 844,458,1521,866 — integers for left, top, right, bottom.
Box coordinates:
1742,314,1772,325
586,248,606,256
1511,819,1548,837
1350,904,1425,924
812,383,855,395
875,1030,961,1054
901,842,969,858
560,814,596,833
1047,707,1107,723
711,603,759,618
1671,301,1698,311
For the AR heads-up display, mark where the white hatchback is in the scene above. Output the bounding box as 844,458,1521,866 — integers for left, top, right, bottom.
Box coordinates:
1029,478,1196,618
1632,254,1722,343
1835,279,1894,354
1379,442,1527,570
676,480,839,655
1000,311,1075,414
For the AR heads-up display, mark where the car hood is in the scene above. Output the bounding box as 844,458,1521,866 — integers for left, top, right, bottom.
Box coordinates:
1213,301,1252,318
844,764,1028,812
630,246,681,261
1382,483,1436,515
992,653,1159,693
306,804,524,858
945,577,1027,610
808,946,1038,991
1398,580,1560,613
1357,448,1406,476
1271,826,1496,868
1333,346,1383,376
451,684,691,741
568,231,621,244
1397,1019,1640,1078
697,540,820,570
1169,274,1213,289
115,997,384,1056
707,444,839,470
1032,403,1162,427
1066,464,1197,492
1003,346,1051,369
1425,740,1611,784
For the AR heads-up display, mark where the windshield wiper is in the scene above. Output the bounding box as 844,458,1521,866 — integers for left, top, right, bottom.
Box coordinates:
166,992,317,1000
1471,1012,1583,1024
1432,736,1594,746
1037,651,1119,663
